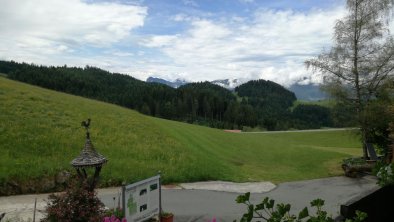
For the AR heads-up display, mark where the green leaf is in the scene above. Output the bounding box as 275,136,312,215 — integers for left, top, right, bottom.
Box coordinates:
310,198,324,207
284,204,291,212
246,204,254,222
236,192,251,203
245,192,250,201
277,203,286,216
267,199,275,209
353,210,367,222
255,203,265,211
298,207,309,219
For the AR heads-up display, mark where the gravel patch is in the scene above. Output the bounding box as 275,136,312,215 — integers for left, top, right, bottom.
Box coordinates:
179,181,276,193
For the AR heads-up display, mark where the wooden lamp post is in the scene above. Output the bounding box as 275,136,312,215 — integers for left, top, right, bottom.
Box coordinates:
71,119,107,191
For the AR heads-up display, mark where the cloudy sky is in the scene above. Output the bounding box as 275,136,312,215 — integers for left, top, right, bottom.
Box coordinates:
0,0,346,86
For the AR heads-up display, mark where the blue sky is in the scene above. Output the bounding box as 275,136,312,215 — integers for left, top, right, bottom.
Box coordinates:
0,0,346,85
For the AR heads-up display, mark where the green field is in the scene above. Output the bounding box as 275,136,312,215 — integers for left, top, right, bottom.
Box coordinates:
292,99,335,108
0,76,362,188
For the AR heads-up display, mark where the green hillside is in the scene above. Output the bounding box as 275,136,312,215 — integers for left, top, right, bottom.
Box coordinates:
0,76,362,194
1,60,339,131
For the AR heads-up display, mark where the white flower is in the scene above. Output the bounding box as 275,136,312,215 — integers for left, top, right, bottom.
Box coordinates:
387,164,393,176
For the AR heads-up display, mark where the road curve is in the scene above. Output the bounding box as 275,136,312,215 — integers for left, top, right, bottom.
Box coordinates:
239,128,358,134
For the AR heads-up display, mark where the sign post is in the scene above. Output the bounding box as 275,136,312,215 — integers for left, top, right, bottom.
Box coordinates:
122,175,161,222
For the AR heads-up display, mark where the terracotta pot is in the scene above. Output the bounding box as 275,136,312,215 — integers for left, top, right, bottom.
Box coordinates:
161,214,174,222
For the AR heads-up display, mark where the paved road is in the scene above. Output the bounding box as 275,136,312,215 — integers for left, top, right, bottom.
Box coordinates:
240,128,358,134
0,176,379,222
158,176,378,222
99,176,379,222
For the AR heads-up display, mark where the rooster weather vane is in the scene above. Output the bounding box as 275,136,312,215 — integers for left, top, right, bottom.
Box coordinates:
81,118,91,139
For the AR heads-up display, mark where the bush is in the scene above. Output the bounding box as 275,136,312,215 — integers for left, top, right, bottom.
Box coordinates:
103,215,127,222
235,192,367,222
376,163,394,187
41,179,105,222
104,207,126,222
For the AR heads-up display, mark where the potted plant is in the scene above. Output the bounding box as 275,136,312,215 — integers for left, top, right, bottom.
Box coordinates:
160,211,174,222
342,157,374,177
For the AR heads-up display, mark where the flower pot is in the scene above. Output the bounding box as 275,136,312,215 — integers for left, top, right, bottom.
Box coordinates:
161,214,174,222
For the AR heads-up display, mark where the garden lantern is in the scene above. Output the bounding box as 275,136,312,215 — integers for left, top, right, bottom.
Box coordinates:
71,119,107,191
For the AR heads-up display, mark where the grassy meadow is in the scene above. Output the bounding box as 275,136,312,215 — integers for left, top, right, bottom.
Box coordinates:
0,76,362,187
292,99,336,109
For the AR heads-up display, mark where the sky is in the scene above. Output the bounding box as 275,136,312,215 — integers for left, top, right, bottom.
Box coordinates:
0,0,347,86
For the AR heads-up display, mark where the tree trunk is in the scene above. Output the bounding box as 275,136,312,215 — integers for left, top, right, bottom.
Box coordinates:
361,128,368,159
353,0,369,159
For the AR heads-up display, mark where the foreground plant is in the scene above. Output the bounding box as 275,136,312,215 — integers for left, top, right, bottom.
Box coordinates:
103,207,127,222
376,163,394,186
41,179,105,222
235,192,367,222
103,215,127,222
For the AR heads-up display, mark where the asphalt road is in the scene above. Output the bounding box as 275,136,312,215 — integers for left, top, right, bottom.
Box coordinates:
0,176,379,222
100,176,378,222
240,128,358,134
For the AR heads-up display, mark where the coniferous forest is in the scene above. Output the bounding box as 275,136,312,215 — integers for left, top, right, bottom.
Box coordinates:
0,60,349,130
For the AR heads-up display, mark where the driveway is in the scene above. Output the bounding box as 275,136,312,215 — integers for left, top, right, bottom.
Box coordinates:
0,176,379,222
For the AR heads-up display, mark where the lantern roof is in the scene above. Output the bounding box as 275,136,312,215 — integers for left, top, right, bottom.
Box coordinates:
71,119,107,168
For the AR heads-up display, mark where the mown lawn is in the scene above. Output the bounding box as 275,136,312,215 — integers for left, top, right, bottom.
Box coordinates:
0,76,361,187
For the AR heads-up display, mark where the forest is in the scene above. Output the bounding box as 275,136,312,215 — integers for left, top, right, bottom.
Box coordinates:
0,60,348,130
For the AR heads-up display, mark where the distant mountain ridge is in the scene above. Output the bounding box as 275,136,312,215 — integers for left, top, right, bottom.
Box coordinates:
146,76,247,90
210,78,248,89
289,83,327,101
146,77,188,88
146,76,327,101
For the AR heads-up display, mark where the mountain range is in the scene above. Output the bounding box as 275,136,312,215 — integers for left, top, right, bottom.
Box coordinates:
0,60,335,132
146,76,327,101
146,77,188,88
146,76,248,89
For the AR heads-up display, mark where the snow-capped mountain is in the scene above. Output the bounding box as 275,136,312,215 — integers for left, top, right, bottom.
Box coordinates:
146,76,248,90
146,76,327,101
210,78,249,89
146,77,188,88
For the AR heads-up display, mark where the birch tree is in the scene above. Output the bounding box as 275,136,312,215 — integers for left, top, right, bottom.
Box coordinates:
306,0,394,159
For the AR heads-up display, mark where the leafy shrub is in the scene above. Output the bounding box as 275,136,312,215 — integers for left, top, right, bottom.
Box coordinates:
235,192,367,222
376,163,394,187
103,215,127,222
342,157,367,166
41,179,105,222
104,207,126,222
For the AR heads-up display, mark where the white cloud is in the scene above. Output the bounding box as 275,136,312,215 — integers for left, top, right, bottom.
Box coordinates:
0,0,147,62
0,0,347,86
183,0,198,7
141,35,179,47
172,13,194,22
110,51,134,57
141,7,345,85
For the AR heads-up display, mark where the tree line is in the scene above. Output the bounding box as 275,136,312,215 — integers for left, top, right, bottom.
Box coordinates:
0,60,346,130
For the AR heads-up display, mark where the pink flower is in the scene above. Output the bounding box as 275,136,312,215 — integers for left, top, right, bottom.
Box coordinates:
121,218,127,222
212,217,216,222
103,217,111,222
111,215,117,222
